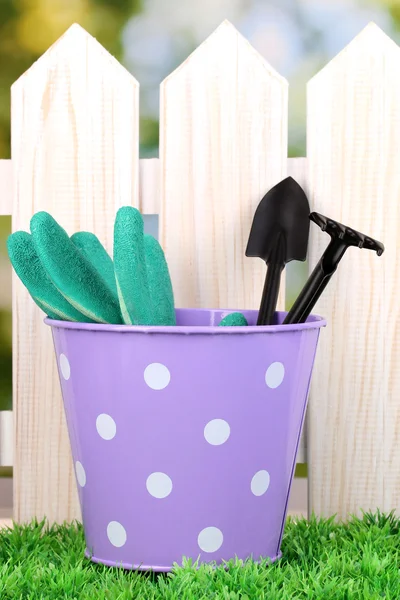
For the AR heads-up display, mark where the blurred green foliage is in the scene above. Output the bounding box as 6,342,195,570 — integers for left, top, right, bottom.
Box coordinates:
0,309,12,410
0,466,12,478
0,216,11,411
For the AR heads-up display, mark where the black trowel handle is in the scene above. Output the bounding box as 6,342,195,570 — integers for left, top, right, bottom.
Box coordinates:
283,237,348,324
257,261,284,325
282,260,332,324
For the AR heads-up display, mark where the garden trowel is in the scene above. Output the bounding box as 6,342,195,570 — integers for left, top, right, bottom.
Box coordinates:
246,176,310,325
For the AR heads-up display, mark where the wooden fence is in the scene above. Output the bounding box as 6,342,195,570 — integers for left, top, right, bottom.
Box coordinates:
0,20,398,523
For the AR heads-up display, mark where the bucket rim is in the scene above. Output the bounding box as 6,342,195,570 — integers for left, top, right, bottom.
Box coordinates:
44,308,327,335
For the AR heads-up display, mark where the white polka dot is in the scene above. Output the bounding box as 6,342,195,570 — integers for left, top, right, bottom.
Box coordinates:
96,414,116,440
107,521,127,548
60,354,70,380
198,527,223,553
204,419,230,446
265,362,285,388
75,461,86,487
146,472,173,498
144,363,171,390
251,470,270,496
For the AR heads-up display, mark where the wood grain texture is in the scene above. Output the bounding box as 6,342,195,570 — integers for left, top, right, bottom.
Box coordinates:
139,158,160,214
287,158,308,193
0,160,12,215
0,157,155,219
306,23,399,519
12,23,139,524
159,20,288,310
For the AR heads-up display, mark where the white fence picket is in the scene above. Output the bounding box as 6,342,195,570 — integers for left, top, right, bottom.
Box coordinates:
11,24,139,524
306,23,400,519
160,20,288,311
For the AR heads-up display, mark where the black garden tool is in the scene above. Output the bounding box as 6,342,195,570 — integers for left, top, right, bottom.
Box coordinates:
283,212,385,325
246,176,310,325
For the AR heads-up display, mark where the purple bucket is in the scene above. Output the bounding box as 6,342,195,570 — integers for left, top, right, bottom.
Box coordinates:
46,308,326,572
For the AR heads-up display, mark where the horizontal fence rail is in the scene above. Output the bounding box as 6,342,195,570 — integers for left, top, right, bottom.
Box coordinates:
0,412,12,467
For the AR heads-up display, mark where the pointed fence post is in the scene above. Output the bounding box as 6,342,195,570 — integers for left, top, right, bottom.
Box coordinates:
12,24,139,523
159,20,288,311
306,23,400,519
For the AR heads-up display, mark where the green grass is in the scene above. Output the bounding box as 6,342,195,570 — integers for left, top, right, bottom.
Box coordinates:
1,512,399,599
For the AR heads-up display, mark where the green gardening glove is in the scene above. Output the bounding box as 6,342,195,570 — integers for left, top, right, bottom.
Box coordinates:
30,211,122,324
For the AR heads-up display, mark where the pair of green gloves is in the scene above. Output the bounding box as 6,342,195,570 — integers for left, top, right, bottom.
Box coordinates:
7,207,175,325
7,206,248,327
